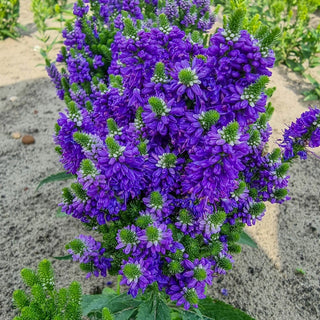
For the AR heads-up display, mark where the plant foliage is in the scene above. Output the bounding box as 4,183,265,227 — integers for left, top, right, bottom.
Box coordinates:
218,0,320,101
12,259,82,320
0,0,19,40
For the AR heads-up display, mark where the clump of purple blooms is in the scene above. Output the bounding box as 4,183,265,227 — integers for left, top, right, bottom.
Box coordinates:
48,0,320,310
281,107,320,161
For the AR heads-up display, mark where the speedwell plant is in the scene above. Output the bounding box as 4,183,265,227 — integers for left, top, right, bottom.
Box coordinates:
37,0,320,318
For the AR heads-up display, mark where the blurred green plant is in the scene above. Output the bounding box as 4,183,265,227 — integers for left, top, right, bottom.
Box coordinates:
219,0,320,69
303,73,320,101
31,0,73,63
12,259,82,320
218,0,320,101
295,267,306,275
0,0,20,40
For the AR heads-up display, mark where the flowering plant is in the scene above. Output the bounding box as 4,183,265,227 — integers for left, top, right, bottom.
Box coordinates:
0,0,20,40
44,0,320,318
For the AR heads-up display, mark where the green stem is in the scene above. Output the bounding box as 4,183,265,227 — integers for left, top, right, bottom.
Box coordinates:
116,275,122,295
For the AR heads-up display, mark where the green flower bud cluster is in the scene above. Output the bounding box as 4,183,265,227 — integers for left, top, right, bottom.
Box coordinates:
159,13,172,35
134,107,145,130
198,110,220,131
256,27,281,58
148,97,170,117
222,5,246,41
123,17,138,41
219,122,240,146
73,132,94,152
178,68,201,87
109,74,124,95
241,76,269,107
67,101,82,126
106,136,125,159
107,118,123,137
151,62,169,84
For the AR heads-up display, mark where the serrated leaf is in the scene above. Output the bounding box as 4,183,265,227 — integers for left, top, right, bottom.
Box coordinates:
178,309,203,320
136,294,171,320
36,171,76,191
136,297,153,320
199,297,256,320
156,298,171,319
53,254,73,260
238,231,258,248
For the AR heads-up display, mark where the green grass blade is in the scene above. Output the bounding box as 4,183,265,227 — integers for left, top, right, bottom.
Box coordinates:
36,171,76,191
238,231,258,248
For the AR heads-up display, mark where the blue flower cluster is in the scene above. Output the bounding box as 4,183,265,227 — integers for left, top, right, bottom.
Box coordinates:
281,107,320,160
48,0,320,310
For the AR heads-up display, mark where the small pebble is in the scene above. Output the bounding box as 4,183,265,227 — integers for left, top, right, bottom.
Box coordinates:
9,96,18,102
11,132,21,139
22,135,35,145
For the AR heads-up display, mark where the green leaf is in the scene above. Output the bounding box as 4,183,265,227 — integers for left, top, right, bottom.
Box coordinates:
156,298,171,319
199,297,256,320
107,293,141,313
17,23,28,31
56,207,68,218
170,311,183,320
36,172,76,191
0,29,18,39
82,294,111,316
303,93,319,102
87,310,103,319
136,295,171,320
178,309,203,320
265,86,276,98
304,74,320,87
238,231,258,248
102,287,116,296
82,293,141,317
53,254,73,260
112,308,137,320
285,60,304,73
46,27,63,31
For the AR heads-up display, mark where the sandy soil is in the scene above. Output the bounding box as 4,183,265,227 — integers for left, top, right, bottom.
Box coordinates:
1,1,320,319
